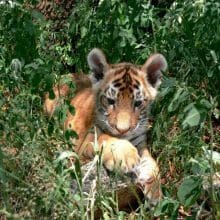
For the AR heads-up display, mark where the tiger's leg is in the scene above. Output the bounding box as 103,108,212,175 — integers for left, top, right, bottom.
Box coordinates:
134,148,162,205
97,134,140,173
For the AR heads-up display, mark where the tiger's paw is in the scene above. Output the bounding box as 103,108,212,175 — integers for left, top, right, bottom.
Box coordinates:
101,138,140,173
134,157,162,205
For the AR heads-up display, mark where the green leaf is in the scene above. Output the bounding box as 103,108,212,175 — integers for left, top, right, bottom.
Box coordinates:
210,50,218,64
73,193,81,202
177,176,202,207
47,120,54,136
199,98,212,110
31,72,42,87
168,88,188,113
31,10,45,21
68,105,75,116
49,89,55,100
0,146,6,182
182,106,200,128
81,27,87,38
154,197,179,219
74,158,82,186
65,129,78,141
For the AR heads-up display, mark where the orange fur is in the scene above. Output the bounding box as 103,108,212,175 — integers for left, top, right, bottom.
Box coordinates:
64,88,95,153
44,84,70,116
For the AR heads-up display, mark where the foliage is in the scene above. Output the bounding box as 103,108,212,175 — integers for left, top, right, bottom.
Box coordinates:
0,0,219,218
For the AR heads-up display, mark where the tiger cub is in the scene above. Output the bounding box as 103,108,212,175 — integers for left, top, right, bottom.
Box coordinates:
44,48,167,204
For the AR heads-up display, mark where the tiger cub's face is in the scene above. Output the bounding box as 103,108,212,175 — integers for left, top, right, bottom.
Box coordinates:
87,49,167,141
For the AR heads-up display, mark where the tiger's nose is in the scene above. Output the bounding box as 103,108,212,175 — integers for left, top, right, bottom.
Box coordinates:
116,126,130,134
116,112,131,134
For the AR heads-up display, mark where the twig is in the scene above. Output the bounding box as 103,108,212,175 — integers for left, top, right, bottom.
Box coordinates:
82,154,99,184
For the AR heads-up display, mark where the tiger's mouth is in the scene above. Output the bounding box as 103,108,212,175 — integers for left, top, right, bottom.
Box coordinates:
113,128,130,136
106,123,140,138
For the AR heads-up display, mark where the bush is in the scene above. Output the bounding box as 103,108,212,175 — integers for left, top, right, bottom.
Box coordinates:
0,0,219,218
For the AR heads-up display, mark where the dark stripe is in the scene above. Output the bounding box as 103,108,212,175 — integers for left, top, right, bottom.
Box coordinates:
122,72,132,84
112,78,121,84
134,79,140,85
129,132,147,147
110,88,116,96
129,87,133,93
114,82,122,87
114,68,125,75
133,84,139,89
129,68,138,76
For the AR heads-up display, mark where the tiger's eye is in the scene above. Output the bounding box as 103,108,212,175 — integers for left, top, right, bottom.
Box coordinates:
107,98,115,105
100,96,115,106
134,100,142,107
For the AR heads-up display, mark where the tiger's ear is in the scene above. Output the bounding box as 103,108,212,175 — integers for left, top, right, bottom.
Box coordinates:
87,48,109,83
142,53,167,88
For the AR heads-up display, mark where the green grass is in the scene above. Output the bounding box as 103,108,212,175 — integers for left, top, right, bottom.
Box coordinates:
0,0,219,219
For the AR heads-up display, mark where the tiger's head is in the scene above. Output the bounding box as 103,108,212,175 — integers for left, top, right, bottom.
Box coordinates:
87,48,167,143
